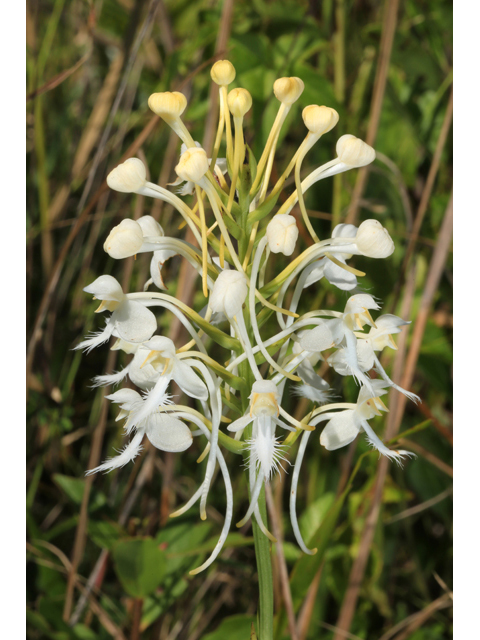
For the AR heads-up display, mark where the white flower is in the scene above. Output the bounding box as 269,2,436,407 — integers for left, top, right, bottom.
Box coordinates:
86,389,191,475
266,215,299,256
228,381,293,537
75,276,157,352
292,337,332,404
303,223,358,290
299,294,381,393
209,270,248,318
127,336,208,431
314,381,414,463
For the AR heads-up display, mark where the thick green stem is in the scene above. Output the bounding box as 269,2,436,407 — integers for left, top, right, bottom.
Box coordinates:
252,485,274,640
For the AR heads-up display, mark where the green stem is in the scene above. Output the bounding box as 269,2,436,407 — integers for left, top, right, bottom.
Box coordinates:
252,485,274,640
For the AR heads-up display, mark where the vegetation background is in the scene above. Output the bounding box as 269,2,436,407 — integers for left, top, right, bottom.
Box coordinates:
26,0,453,638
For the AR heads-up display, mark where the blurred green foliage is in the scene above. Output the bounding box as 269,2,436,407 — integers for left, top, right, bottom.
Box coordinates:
27,0,452,638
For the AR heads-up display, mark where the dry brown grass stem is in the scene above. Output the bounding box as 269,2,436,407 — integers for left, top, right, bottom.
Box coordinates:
296,564,324,640
384,485,452,525
27,49,92,102
69,451,157,626
345,0,400,225
392,191,453,433
378,593,452,640
29,541,128,639
398,440,453,478
392,86,453,308
265,485,299,640
63,349,118,620
333,192,453,639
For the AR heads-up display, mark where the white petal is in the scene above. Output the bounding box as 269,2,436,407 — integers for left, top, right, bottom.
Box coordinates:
227,414,254,433
303,260,326,288
83,275,124,302
323,258,357,291
320,410,360,450
146,414,192,452
299,319,343,352
172,361,208,400
113,301,157,343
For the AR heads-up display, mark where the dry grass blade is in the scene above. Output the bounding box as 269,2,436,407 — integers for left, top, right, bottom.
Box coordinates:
397,439,453,478
26,49,92,102
378,594,452,640
345,0,400,225
384,485,452,525
62,349,118,621
265,485,298,640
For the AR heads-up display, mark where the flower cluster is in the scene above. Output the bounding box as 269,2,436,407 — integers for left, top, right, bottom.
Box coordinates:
77,60,418,573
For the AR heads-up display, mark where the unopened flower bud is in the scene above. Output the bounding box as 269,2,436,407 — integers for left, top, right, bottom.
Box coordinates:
355,219,394,258
266,214,299,256
211,60,236,86
103,219,144,259
106,158,146,193
209,270,248,318
137,215,164,238
302,105,339,135
273,77,304,106
336,134,375,167
227,88,252,118
175,147,209,184
148,91,187,119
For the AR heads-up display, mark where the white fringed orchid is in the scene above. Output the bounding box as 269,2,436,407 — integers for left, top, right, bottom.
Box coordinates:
77,59,419,575
227,381,294,538
75,276,157,352
86,390,191,475
312,381,415,464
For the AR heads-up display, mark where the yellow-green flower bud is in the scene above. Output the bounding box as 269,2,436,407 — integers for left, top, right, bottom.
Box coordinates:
273,77,304,106
211,60,236,86
336,134,375,167
227,88,253,118
302,105,339,135
148,91,187,119
175,147,209,184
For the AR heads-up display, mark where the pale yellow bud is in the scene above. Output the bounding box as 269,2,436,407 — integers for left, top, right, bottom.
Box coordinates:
103,219,144,259
106,158,146,193
273,77,304,106
148,91,187,119
175,147,209,184
227,88,253,118
336,134,375,167
302,105,339,135
355,219,394,258
211,60,236,86
266,214,299,256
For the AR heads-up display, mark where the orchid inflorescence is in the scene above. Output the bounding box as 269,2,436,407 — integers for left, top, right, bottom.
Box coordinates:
77,60,419,574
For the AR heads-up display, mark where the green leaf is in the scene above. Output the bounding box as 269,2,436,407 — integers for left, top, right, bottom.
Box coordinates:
53,475,105,510
88,519,125,550
112,537,167,598
200,614,256,640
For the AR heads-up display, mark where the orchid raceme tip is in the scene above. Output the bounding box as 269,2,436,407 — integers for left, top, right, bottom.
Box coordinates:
76,60,419,575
